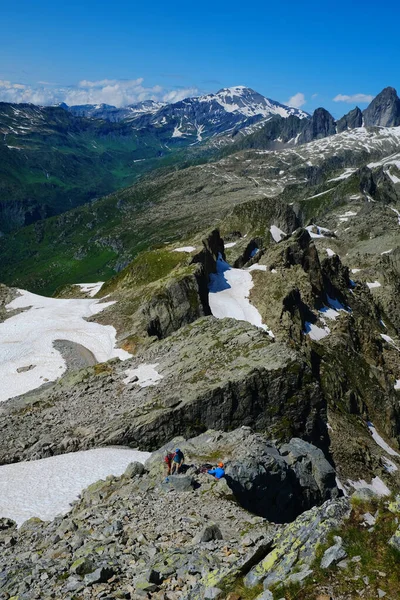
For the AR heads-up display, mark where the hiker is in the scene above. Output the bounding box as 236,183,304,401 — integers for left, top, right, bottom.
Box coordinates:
171,448,184,474
164,449,175,477
207,462,225,479
207,462,225,480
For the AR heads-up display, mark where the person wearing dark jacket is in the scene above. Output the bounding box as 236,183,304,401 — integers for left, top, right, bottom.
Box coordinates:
171,448,184,474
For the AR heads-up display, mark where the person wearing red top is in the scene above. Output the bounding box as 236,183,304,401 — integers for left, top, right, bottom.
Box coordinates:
164,450,175,476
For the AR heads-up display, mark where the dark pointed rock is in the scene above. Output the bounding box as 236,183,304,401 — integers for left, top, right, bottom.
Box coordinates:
363,87,400,127
336,106,363,132
298,108,337,144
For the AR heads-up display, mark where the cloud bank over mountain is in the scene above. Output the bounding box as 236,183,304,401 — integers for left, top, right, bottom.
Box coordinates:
0,77,199,107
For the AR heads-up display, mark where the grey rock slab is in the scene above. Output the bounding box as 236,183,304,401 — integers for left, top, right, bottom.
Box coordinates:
388,527,400,552
124,461,145,478
320,536,347,568
193,524,223,544
84,565,114,585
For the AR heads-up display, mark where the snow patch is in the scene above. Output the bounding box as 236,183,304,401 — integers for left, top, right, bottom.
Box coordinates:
75,282,104,297
367,422,400,457
380,334,400,351
209,255,273,336
326,248,335,257
270,225,286,242
348,477,391,497
0,448,150,526
123,363,163,387
247,264,267,272
328,169,356,182
305,224,332,239
0,290,130,403
224,241,237,248
173,246,196,253
304,321,330,340
382,456,398,473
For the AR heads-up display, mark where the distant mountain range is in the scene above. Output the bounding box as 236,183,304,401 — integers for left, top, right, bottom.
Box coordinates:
61,86,309,126
0,85,400,236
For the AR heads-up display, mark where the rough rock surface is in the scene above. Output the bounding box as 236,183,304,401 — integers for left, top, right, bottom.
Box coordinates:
0,317,325,463
336,107,363,133
0,437,350,600
146,428,339,523
363,87,400,127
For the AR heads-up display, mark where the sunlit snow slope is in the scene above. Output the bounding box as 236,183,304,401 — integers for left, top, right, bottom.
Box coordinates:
0,289,130,402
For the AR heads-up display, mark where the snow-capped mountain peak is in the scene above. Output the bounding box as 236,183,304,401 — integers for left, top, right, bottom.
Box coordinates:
199,86,309,119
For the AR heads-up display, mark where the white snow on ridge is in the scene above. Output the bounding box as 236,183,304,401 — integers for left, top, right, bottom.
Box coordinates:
0,290,130,403
270,225,286,242
305,224,332,239
173,246,196,253
304,321,330,340
382,456,398,473
380,333,400,351
390,206,400,225
328,168,356,182
209,255,273,336
75,282,104,297
348,476,391,497
123,363,163,387
0,448,151,526
247,264,267,272
367,422,400,457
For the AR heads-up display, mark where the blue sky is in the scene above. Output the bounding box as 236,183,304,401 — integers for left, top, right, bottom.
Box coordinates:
1,0,399,117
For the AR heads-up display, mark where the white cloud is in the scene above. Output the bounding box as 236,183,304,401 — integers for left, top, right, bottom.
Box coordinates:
0,78,198,107
333,93,374,104
311,93,318,99
162,87,199,103
0,80,26,90
286,92,306,108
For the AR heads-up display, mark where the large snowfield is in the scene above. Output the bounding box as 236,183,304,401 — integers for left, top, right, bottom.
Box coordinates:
0,289,130,403
208,255,273,336
0,448,151,526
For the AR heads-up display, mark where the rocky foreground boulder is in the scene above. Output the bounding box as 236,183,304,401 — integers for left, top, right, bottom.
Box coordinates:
0,428,346,600
146,428,339,523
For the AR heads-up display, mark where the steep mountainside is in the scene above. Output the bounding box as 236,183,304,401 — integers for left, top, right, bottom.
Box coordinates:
64,99,166,122
2,86,400,237
2,122,400,294
0,102,182,233
1,87,400,599
0,88,308,233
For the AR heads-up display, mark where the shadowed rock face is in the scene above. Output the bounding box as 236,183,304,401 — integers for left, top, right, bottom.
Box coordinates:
225,436,339,523
363,86,400,127
336,106,363,133
298,108,337,144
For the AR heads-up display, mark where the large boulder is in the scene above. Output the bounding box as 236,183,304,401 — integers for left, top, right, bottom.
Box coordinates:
146,428,339,524
225,435,339,523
